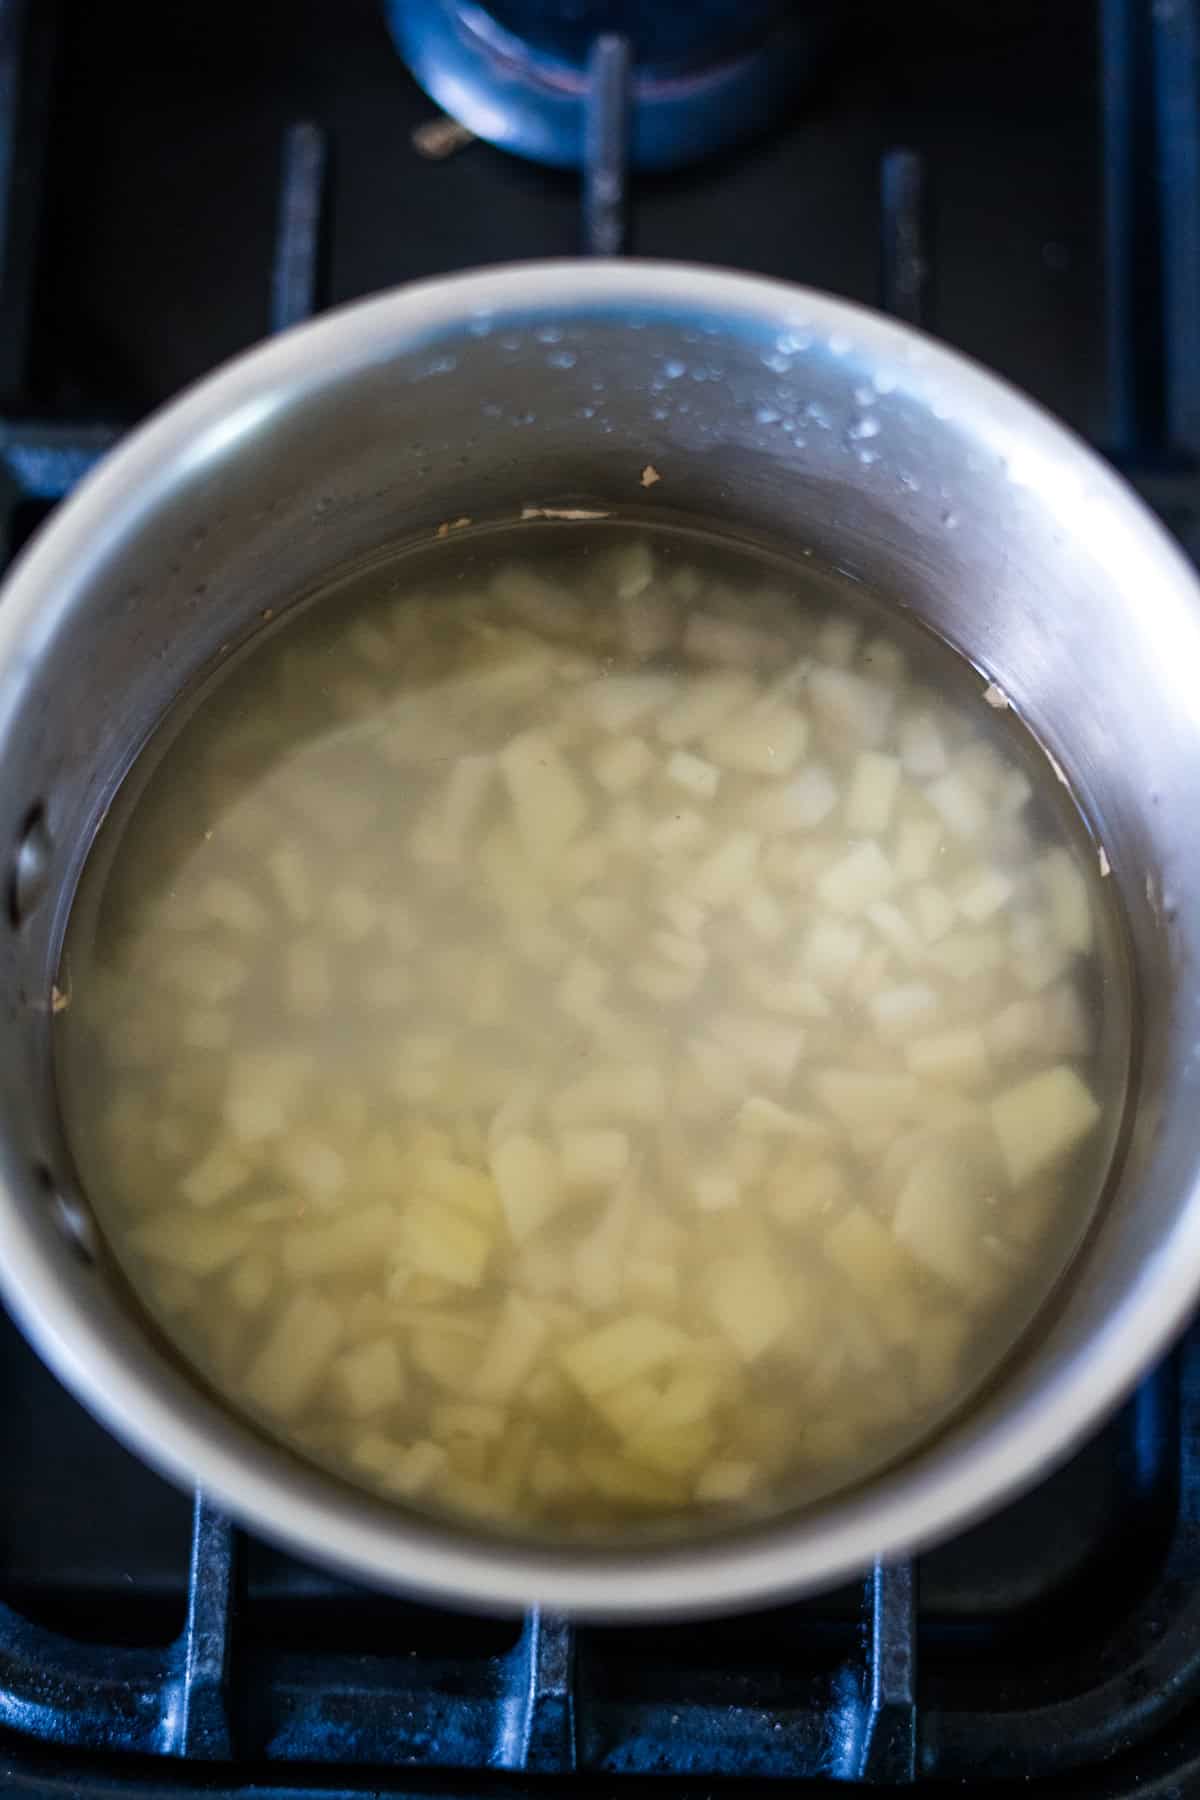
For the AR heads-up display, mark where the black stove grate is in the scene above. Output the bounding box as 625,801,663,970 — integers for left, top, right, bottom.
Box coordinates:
1,1,1199,1793
6,1331,1200,1793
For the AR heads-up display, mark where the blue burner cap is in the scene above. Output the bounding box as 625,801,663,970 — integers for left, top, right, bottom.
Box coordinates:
385,0,834,170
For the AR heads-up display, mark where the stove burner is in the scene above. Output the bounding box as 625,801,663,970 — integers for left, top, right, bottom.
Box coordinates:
383,0,834,169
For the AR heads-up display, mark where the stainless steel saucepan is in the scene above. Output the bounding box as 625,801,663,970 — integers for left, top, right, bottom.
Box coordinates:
1,262,1198,1617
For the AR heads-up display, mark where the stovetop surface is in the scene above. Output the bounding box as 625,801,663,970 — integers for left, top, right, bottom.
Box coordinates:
2,0,1199,1793
24,0,1105,424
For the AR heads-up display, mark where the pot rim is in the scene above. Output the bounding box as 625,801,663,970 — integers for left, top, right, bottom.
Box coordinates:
3,259,1199,1618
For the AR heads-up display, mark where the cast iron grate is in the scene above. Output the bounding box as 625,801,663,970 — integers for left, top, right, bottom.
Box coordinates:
5,1312,1200,1791
0,0,1198,1793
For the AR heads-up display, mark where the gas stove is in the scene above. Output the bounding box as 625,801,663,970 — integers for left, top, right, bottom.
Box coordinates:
2,1,1199,1793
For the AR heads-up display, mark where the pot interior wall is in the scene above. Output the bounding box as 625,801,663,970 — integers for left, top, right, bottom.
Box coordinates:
1,276,1198,1594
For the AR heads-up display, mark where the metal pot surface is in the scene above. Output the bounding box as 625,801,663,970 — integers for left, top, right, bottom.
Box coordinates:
0,262,1198,1618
